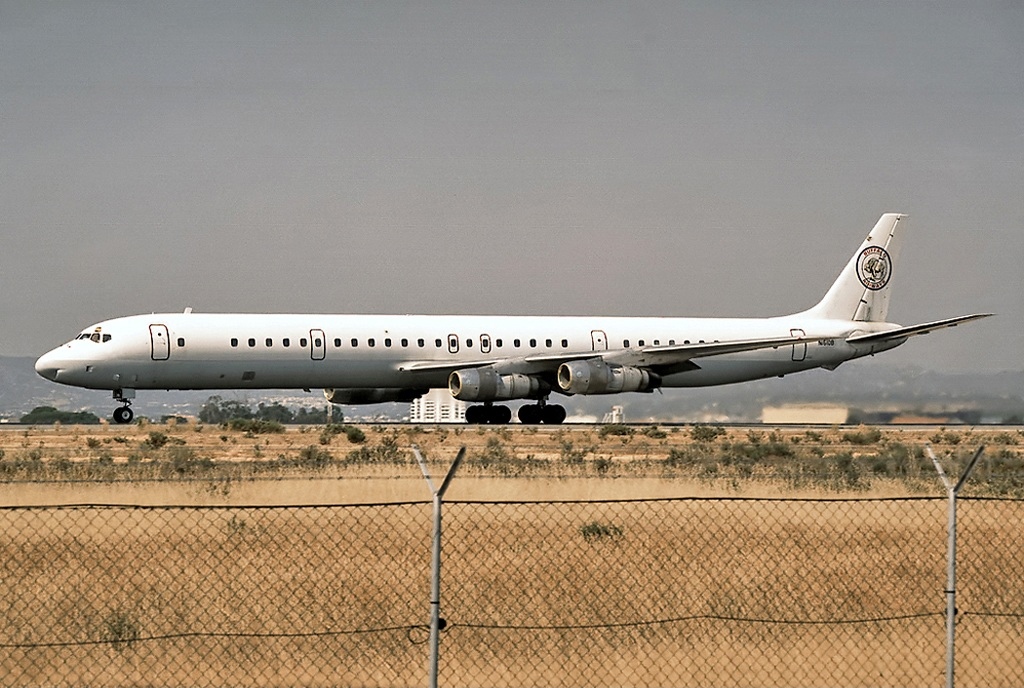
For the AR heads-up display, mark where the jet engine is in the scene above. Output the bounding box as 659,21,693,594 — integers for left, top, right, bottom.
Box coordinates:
324,388,426,405
449,367,547,402
557,359,659,395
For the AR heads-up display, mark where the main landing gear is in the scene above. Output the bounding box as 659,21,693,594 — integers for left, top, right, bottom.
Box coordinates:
463,400,567,425
465,404,512,425
112,389,135,424
517,402,566,425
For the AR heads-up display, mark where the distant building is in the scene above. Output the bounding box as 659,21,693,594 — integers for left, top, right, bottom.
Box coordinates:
602,405,625,424
761,405,849,425
409,389,466,423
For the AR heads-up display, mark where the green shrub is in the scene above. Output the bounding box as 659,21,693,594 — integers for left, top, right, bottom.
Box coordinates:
144,431,169,449
227,418,285,434
690,425,726,442
599,424,633,438
344,426,366,443
665,447,698,468
103,609,140,652
580,521,624,542
297,445,333,468
844,427,883,445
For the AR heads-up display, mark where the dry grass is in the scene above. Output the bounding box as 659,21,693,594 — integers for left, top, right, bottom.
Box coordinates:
1,422,1021,503
2,494,1021,686
1,423,1021,686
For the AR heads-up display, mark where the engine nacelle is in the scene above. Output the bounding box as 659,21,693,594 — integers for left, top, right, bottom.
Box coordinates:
324,388,426,405
449,367,548,402
557,359,659,395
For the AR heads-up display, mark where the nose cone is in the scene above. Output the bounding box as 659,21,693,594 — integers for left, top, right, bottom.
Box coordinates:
35,350,63,382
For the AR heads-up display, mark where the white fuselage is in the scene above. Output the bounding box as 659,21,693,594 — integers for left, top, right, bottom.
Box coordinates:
34,311,900,394
32,213,991,425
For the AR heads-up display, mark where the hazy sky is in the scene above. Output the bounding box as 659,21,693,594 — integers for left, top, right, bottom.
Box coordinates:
3,2,1021,373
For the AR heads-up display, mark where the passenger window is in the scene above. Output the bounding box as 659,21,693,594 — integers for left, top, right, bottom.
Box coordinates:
466,339,473,348
545,339,552,347
561,339,568,348
418,338,425,347
496,338,503,348
623,340,630,347
351,338,358,347
514,339,521,348
266,338,273,347
231,338,238,347
653,340,660,346
283,338,290,347
639,340,645,347
368,338,375,347
300,338,308,347
334,338,342,347
401,338,408,347
530,339,537,347
176,337,184,347
435,339,443,348
248,338,256,347
669,340,675,346
384,338,392,347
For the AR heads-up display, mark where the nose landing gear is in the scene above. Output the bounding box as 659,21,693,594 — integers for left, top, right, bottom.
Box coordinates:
112,389,136,424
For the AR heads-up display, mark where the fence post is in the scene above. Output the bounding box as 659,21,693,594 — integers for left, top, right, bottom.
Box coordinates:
413,444,465,688
927,444,984,688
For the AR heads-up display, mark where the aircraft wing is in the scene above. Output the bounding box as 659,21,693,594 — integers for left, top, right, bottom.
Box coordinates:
845,313,993,345
398,333,811,376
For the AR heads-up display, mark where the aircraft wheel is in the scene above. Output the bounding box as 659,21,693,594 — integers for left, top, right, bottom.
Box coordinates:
113,406,134,424
517,404,541,424
492,405,512,425
466,404,514,425
541,404,566,425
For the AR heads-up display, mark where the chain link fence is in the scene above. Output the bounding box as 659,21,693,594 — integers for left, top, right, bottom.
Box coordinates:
2,495,1021,686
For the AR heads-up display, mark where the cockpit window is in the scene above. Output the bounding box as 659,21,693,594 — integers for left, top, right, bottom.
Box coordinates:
77,332,112,343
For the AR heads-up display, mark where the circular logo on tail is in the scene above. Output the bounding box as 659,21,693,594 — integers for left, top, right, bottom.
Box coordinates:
856,246,892,290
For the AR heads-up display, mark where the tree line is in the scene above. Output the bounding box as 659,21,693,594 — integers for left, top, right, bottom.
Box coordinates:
197,396,343,425
17,397,343,425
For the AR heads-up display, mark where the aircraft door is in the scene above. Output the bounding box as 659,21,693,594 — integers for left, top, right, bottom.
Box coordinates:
790,328,807,362
480,334,492,354
591,330,608,351
310,329,326,361
149,324,170,361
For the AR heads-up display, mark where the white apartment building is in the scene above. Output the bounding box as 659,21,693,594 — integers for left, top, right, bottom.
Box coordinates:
409,388,467,423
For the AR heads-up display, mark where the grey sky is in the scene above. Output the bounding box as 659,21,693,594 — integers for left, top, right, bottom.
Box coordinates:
2,2,1021,373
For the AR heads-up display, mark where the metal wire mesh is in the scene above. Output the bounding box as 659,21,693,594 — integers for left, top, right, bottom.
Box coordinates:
1,496,1020,687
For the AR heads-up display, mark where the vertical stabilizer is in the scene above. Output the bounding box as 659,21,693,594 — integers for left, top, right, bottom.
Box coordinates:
803,213,906,322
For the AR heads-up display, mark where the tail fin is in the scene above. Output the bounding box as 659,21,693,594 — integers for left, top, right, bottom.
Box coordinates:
803,213,906,322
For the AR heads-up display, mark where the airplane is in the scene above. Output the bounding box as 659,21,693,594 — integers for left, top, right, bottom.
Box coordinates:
35,213,991,425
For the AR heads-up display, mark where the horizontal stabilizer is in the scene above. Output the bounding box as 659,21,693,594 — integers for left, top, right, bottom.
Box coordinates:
845,313,993,344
